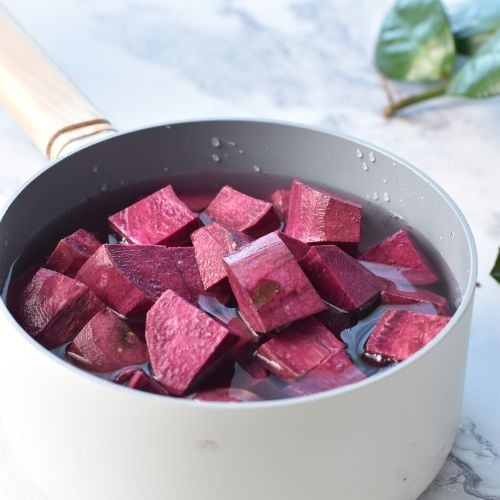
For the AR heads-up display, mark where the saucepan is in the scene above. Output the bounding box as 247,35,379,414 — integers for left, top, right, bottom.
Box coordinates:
0,9,477,500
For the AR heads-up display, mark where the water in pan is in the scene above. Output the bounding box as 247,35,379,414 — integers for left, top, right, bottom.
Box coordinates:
1,170,458,401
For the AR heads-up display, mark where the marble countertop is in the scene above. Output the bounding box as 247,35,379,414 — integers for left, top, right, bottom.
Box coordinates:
0,0,498,498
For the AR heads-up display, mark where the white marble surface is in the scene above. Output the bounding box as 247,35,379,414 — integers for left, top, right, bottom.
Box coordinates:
0,0,499,498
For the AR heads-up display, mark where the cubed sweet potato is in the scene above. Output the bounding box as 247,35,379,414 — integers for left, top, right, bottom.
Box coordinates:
191,223,252,290
115,368,169,395
13,268,104,349
283,351,366,397
275,231,310,261
46,229,101,277
223,232,326,332
145,289,238,395
67,309,148,372
285,180,362,247
270,189,290,219
177,191,215,213
358,229,438,285
204,186,280,238
365,309,451,362
381,287,451,316
256,317,345,381
193,388,262,402
108,185,201,245
300,245,382,312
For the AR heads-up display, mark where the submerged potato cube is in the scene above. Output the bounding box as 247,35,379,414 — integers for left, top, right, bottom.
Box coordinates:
270,188,290,220
365,309,451,362
223,232,326,333
108,185,201,245
193,388,262,403
381,286,451,316
191,223,252,290
67,309,148,373
256,317,345,381
145,289,238,395
13,268,104,349
300,245,382,312
358,229,439,285
204,185,280,238
46,229,101,277
115,368,169,395
285,180,362,246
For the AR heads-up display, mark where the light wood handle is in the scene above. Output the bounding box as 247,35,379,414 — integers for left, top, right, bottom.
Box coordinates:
0,9,114,160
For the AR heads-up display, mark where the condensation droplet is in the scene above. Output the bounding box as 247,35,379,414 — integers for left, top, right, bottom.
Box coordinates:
4,240,8,247
356,148,363,159
91,165,99,173
165,125,172,130
100,182,108,192
392,162,397,168
382,178,387,184
451,231,456,237
119,180,125,185
420,195,425,201
253,165,262,173
228,141,236,147
211,154,221,163
238,149,244,154
369,152,376,163
163,166,169,172
383,192,390,202
373,192,379,200
439,236,443,240
362,162,369,171
399,198,404,203
366,194,371,199
211,137,221,148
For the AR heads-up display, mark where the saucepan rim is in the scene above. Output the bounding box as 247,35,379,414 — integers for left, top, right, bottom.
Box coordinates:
0,118,478,410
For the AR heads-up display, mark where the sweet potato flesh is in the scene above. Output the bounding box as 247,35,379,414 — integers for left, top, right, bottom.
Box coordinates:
8,178,454,401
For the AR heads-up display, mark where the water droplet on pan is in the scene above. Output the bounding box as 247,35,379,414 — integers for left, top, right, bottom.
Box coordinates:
91,165,99,174
383,192,390,202
253,165,262,173
373,192,379,200
163,166,169,172
211,154,221,163
100,182,108,192
228,141,236,147
369,152,376,163
392,162,397,168
356,148,363,159
238,149,244,155
362,162,369,171
382,178,387,184
211,137,221,148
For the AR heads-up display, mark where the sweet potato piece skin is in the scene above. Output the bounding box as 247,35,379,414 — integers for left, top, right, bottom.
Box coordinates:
285,180,362,246
115,368,169,395
300,245,382,312
223,232,326,333
46,229,101,277
67,309,148,372
146,290,238,395
256,317,344,381
283,351,366,397
193,388,262,403
108,185,201,245
204,186,280,238
191,223,252,290
381,287,451,316
270,189,290,219
365,309,451,362
13,268,104,349
358,229,439,285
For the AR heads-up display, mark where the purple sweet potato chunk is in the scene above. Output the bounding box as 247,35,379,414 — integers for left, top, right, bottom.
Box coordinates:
108,185,201,245
204,185,280,238
145,289,238,395
177,191,215,213
316,310,358,338
365,309,451,362
115,368,169,395
256,317,345,382
231,362,284,399
226,316,259,357
300,245,382,312
223,232,326,333
270,189,290,219
67,309,148,372
191,223,252,290
284,351,366,397
193,388,262,403
239,357,271,379
76,244,201,316
285,180,362,247
275,231,310,261
358,229,439,285
13,268,104,349
46,229,101,277
381,286,451,316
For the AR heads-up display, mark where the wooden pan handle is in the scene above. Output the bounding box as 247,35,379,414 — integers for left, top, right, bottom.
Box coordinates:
0,9,115,160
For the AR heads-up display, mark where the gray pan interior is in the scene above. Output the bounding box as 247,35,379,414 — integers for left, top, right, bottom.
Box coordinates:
0,120,474,309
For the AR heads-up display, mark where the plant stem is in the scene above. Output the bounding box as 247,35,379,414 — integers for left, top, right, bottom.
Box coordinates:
383,83,448,117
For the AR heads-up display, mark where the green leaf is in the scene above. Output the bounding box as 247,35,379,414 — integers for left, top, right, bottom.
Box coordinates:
451,0,500,55
491,248,500,283
375,0,456,81
447,29,500,97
